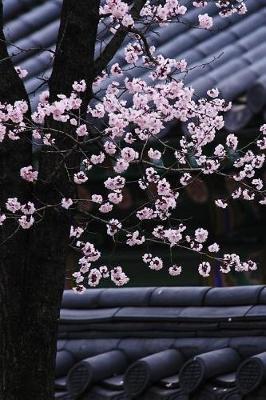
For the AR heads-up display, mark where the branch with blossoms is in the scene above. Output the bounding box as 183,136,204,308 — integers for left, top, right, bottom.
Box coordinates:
1,0,264,292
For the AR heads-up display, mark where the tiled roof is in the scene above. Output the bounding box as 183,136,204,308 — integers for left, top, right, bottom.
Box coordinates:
3,0,266,130
56,286,266,399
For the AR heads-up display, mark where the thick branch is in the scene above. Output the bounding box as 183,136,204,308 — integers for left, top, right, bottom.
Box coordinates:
49,0,100,104
43,0,101,189
94,0,147,77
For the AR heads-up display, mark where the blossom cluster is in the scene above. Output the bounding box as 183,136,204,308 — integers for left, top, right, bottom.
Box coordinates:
3,198,36,229
99,0,248,34
1,0,263,292
0,100,28,142
72,236,129,290
1,76,264,288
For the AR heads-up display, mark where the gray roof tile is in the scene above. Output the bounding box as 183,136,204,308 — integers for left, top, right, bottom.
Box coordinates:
150,286,210,306
55,287,266,398
4,1,61,42
204,286,263,306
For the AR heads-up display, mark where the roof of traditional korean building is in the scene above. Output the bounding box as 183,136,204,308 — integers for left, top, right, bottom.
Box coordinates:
3,0,266,131
55,286,266,399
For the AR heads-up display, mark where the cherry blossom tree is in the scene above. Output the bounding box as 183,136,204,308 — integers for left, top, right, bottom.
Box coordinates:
0,0,265,399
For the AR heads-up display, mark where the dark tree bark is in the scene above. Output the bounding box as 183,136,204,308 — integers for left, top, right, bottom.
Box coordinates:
0,0,146,399
17,2,101,400
0,1,32,398
0,1,100,399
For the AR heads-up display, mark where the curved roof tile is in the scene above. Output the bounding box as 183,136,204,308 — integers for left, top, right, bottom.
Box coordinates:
55,286,266,399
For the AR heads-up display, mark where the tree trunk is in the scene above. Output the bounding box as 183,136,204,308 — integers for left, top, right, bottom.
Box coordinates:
0,0,145,397
0,0,32,397
0,1,100,399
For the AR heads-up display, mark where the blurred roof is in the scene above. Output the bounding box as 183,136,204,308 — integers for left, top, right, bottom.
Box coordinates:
55,286,266,399
3,0,266,130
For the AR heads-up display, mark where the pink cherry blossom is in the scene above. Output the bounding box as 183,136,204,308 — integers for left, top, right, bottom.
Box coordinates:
193,1,207,8
70,226,84,238
231,188,242,199
243,260,257,271
43,134,55,146
194,228,208,243
61,198,73,209
207,88,219,98
15,66,28,79
0,124,6,142
70,118,78,126
104,176,125,191
91,194,103,204
76,124,88,137
242,189,255,201
8,130,20,141
82,159,92,172
198,13,213,29
6,198,21,213
108,191,123,204
88,268,102,287
20,166,38,182
0,213,6,225
114,158,129,173
215,199,228,209
121,147,138,162
72,272,84,284
99,202,113,213
90,152,105,165
104,141,117,155
32,129,41,140
106,219,122,236
252,178,263,191
110,63,123,76
169,265,182,276
99,265,109,278
77,240,101,261
79,262,91,274
21,202,36,215
214,144,226,158
137,207,156,220
180,173,191,186
73,285,86,294
148,148,161,160
124,42,143,64
152,226,165,239
18,215,34,229
226,134,238,150
257,137,266,150
146,167,160,183
110,266,129,286
164,228,182,246
126,231,145,246
220,264,231,274
148,257,163,271
142,253,153,263
72,80,86,92
208,243,220,253
74,172,88,184
157,178,172,196
198,261,211,277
